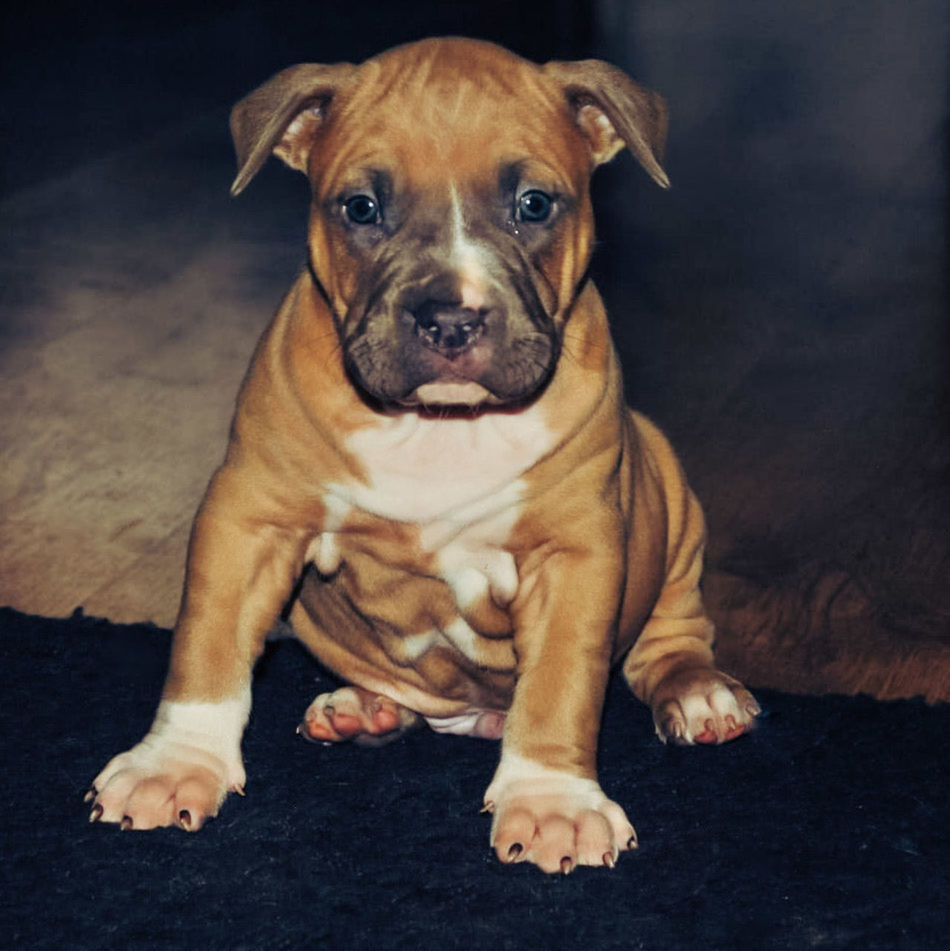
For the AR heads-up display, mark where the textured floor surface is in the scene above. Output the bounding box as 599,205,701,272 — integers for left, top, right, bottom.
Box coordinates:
2,608,948,951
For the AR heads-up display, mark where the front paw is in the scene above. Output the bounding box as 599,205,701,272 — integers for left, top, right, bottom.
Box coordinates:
88,695,248,832
483,752,636,874
651,667,760,745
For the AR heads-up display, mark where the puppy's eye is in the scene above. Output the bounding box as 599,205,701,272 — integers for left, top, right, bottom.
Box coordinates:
516,190,554,223
343,194,381,225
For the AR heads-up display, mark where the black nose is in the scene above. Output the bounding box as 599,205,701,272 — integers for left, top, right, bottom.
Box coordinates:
412,300,486,357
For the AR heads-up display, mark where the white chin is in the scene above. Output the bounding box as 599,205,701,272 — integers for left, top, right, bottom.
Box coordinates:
409,381,492,406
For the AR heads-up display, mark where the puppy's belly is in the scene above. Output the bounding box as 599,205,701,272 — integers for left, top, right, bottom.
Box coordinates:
290,566,517,718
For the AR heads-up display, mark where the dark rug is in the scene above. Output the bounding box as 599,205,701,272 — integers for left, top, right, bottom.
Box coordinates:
1,607,947,951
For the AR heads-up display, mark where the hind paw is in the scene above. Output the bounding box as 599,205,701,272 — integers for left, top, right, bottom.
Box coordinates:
651,668,760,745
298,686,420,746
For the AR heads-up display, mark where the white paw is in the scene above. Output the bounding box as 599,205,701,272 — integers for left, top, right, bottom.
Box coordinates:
483,751,636,874
88,694,249,831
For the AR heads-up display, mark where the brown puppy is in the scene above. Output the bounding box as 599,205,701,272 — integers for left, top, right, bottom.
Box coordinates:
89,37,759,874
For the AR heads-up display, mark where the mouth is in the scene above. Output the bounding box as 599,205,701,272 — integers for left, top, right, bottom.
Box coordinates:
347,325,561,407
344,350,555,414
401,380,494,408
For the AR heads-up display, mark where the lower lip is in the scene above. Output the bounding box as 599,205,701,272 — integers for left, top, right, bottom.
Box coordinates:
407,381,493,406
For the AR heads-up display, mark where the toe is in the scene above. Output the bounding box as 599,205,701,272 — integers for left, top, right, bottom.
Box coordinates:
173,772,224,831
121,776,178,830
94,772,141,824
722,714,749,742
298,718,341,743
368,698,402,734
531,815,576,874
693,718,719,744
324,706,364,737
574,808,614,867
491,806,536,864
299,694,346,743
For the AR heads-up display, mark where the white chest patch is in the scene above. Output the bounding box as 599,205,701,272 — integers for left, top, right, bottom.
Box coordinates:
326,407,553,619
336,407,553,523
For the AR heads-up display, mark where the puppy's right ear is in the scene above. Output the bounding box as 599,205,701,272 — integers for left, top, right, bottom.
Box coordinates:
544,59,669,188
229,62,357,196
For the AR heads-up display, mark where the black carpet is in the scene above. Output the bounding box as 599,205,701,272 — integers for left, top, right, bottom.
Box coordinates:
2,607,947,950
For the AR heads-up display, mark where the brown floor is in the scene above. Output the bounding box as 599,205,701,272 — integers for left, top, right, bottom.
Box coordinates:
0,116,300,626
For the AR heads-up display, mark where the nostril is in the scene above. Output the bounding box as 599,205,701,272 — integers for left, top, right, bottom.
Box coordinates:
415,309,443,345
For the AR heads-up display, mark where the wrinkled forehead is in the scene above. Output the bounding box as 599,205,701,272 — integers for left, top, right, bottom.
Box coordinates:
316,48,587,196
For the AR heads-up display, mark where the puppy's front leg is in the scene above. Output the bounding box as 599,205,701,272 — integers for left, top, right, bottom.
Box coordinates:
484,528,637,874
89,465,310,832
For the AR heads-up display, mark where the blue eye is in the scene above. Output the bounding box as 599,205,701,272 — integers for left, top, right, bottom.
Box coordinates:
517,189,554,223
344,194,380,225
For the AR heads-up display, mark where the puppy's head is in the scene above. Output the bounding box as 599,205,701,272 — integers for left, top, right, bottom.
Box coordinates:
230,37,668,410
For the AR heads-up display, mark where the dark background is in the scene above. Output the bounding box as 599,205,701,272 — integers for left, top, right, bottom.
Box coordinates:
1,1,947,685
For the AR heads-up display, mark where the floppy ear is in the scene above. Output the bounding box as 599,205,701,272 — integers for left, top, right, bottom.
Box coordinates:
543,59,670,188
228,62,357,196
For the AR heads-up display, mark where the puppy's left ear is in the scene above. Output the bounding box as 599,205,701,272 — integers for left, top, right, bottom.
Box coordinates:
229,62,357,196
544,59,670,188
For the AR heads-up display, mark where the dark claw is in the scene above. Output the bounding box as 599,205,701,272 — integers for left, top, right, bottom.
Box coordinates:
626,832,639,850
603,851,616,869
88,804,103,823
560,857,574,875
665,719,684,742
480,801,494,815
119,816,133,831
82,787,96,804
506,843,523,862
179,810,192,831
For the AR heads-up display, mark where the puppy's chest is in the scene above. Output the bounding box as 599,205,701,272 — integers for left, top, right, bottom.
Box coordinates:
307,411,553,648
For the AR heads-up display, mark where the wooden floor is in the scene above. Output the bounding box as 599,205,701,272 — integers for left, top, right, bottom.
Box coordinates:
0,119,300,626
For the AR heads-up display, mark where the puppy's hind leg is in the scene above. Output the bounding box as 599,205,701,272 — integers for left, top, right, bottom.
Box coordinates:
622,492,760,746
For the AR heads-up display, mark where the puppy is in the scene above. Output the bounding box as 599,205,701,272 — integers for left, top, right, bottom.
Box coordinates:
89,37,759,874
